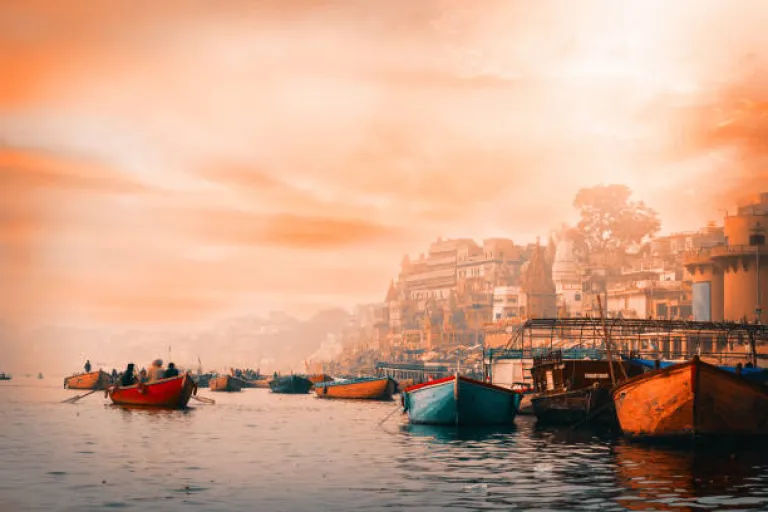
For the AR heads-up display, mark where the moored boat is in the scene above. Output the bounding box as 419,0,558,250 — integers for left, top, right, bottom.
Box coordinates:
269,375,313,394
314,376,397,400
529,352,641,426
613,356,768,439
402,374,521,426
0,372,11,381
108,374,196,408
307,374,334,385
248,377,272,388
625,357,768,385
210,374,243,392
64,370,112,390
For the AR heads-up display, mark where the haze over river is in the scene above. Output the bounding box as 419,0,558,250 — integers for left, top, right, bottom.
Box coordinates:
2,380,768,511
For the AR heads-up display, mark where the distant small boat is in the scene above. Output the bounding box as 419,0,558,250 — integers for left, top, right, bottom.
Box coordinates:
64,370,111,390
210,374,243,392
269,375,313,394
402,374,521,426
307,374,334,385
37,372,44,380
613,356,768,439
0,372,11,381
108,375,196,408
247,377,272,388
314,376,397,400
192,373,213,388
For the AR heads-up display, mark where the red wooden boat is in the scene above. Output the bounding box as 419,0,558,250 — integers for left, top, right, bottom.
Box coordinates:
107,374,197,408
613,356,768,439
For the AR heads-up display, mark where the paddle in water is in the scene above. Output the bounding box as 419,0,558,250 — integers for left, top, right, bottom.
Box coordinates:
191,395,215,405
61,388,100,404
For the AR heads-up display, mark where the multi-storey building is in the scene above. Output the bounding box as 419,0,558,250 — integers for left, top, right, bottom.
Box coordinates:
685,193,768,322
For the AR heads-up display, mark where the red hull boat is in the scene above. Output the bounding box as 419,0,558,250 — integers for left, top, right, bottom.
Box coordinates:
107,374,197,409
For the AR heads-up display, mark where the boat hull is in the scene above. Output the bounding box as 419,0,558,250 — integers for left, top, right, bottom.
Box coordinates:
403,376,521,426
315,377,397,400
269,375,313,394
210,375,243,392
613,357,768,439
532,386,614,426
108,375,196,409
64,370,111,390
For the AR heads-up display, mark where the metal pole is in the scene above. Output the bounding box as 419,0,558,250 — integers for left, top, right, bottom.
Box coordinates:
757,242,762,324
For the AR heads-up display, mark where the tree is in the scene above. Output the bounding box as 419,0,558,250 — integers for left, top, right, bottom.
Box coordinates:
573,184,661,255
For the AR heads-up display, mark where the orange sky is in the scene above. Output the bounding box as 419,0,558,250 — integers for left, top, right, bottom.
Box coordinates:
2,0,768,328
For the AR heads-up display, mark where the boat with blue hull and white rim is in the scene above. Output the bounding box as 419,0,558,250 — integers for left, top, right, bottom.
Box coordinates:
402,373,522,426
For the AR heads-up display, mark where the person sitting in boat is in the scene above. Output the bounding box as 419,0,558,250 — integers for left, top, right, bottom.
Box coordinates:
84,360,91,373
111,368,118,381
147,359,165,382
139,367,148,382
164,362,179,378
120,363,137,387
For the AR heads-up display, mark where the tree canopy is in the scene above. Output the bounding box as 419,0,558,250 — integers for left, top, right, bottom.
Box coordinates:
573,184,661,255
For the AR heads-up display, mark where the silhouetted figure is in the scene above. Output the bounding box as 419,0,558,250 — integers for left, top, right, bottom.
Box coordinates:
121,363,137,387
746,362,755,369
736,362,743,376
111,368,118,381
164,362,179,378
654,359,661,370
139,368,147,382
84,360,91,373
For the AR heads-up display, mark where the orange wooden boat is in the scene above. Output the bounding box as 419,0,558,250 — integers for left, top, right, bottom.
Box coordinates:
314,376,397,400
64,370,111,390
107,374,196,408
613,356,768,439
210,374,243,392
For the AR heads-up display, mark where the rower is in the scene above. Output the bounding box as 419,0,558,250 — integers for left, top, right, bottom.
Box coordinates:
84,360,91,373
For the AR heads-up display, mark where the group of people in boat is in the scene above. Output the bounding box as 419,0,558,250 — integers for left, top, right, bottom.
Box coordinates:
114,360,181,387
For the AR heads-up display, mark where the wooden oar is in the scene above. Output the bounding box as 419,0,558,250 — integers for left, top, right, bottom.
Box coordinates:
61,388,100,404
191,395,215,405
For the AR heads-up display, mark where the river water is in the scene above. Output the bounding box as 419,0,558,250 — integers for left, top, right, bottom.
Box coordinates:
2,380,768,511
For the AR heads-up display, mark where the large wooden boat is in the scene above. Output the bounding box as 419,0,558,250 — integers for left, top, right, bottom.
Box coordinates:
613,356,768,439
314,376,397,400
626,357,768,385
269,375,313,394
108,374,196,408
210,374,243,392
64,370,112,390
529,352,642,426
402,374,521,426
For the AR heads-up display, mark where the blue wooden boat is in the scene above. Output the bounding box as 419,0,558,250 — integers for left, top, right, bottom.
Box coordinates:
269,375,313,394
625,357,768,385
402,374,522,426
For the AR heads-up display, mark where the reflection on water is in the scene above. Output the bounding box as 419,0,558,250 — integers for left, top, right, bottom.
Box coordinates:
1,380,768,511
614,442,768,510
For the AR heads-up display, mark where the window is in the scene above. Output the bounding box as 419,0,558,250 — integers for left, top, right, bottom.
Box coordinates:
574,293,581,301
